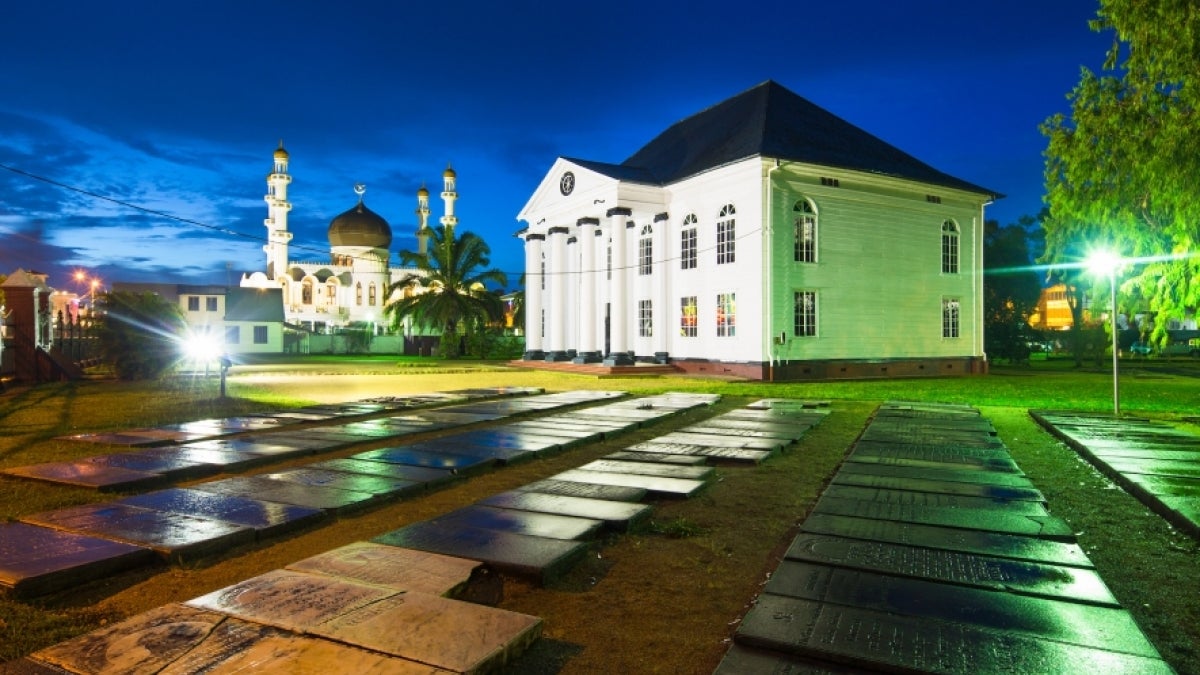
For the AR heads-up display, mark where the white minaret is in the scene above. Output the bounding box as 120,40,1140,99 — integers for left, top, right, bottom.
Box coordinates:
416,184,432,255
440,164,458,234
264,141,293,280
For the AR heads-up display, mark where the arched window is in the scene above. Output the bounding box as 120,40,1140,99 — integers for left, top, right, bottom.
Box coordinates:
639,224,653,276
717,204,735,265
368,283,377,306
941,220,959,274
794,199,817,263
680,214,698,270
301,280,313,305
355,282,363,306
326,282,337,306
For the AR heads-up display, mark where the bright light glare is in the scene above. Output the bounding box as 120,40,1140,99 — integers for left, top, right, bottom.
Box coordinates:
1086,249,1120,276
182,331,222,362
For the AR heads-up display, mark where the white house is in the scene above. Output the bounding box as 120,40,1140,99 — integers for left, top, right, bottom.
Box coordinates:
516,81,998,380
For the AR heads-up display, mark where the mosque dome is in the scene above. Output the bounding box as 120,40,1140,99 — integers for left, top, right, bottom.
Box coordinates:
328,200,392,248
443,165,456,179
417,185,429,197
274,143,289,160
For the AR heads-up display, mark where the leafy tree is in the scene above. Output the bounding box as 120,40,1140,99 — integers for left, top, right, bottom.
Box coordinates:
383,227,507,358
984,216,1044,363
1041,0,1200,347
93,291,187,379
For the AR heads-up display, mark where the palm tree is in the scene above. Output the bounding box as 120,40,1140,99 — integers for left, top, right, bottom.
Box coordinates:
384,227,507,357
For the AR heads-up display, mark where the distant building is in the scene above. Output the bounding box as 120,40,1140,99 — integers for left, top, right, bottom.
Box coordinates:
111,282,284,356
517,81,998,380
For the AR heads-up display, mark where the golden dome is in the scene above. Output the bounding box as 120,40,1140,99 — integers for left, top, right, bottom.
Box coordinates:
328,201,392,249
443,165,456,179
417,185,429,197
274,140,289,160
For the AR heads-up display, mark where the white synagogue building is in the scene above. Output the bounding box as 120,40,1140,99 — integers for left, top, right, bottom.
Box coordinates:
517,81,999,380
241,144,458,333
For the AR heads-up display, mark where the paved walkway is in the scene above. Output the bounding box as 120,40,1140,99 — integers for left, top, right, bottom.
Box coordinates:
716,402,1173,674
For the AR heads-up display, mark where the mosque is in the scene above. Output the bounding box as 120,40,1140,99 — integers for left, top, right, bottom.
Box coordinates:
240,143,456,333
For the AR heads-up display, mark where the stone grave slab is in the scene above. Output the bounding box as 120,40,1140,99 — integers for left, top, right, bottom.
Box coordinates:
261,468,423,498
860,429,1002,449
156,620,444,674
21,502,254,562
412,410,504,424
138,444,273,472
0,522,154,597
311,591,542,673
258,410,336,421
820,484,1049,515
832,472,1046,502
1104,458,1200,479
29,603,229,674
373,521,587,584
847,444,1021,472
870,416,997,433
656,431,786,451
310,458,459,488
551,413,639,430
226,435,333,457
682,424,802,441
2,461,168,492
713,643,857,675
186,569,398,633
420,441,541,465
284,428,377,446
84,451,217,481
578,459,714,480
736,593,1172,674
850,438,1016,460
761,561,1159,656
800,513,1091,567
625,441,709,456
838,462,1036,488
502,422,602,440
1156,495,1200,531
604,450,708,465
430,506,604,541
551,468,708,498
480,490,652,532
55,430,172,446
722,409,827,421
1125,473,1200,497
353,446,496,474
192,476,381,514
782,533,1115,605
517,479,647,502
454,430,567,451
700,417,816,435
812,495,1074,540
119,488,326,539
287,542,481,596
1087,447,1200,462
694,447,776,464
746,398,830,410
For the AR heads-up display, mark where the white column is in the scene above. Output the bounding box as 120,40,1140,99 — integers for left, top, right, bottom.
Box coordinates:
652,212,670,362
546,226,570,361
573,217,600,362
594,226,607,354
604,207,634,365
522,234,545,359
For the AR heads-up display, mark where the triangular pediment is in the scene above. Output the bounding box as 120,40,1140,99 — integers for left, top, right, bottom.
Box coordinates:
516,158,630,231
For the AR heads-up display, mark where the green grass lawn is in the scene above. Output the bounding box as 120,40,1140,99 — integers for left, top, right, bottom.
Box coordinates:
0,359,1197,670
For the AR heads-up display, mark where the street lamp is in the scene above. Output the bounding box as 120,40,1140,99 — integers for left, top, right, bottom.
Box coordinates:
1086,249,1121,416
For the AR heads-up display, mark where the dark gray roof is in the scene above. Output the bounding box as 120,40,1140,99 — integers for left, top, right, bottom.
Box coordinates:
606,80,998,197
225,287,284,322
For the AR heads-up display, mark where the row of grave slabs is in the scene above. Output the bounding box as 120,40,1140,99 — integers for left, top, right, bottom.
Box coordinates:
9,396,831,673
1031,410,1200,540
717,401,1174,674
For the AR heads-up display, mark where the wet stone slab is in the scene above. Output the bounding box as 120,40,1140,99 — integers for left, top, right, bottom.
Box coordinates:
1104,458,1200,479
812,495,1074,540
312,591,542,673
0,522,154,597
422,441,542,465
429,506,604,541
604,450,709,465
680,424,802,441
118,488,326,538
137,444,274,471
760,562,1160,656
479,490,652,532
551,468,708,498
1087,447,1200,462
309,458,459,488
736,593,1172,674
782,533,1115,605
655,431,786,451
452,430,566,451
695,447,776,464
21,503,254,561
625,441,711,456
373,521,587,584
821,484,1049,515
191,476,381,514
832,472,1046,502
186,569,398,632
55,430,173,446
713,643,858,675
260,468,423,498
355,445,498,474
1126,474,1200,497
287,542,481,596
801,513,1092,567
577,459,714,480
30,603,230,674
2,461,168,492
838,462,1035,488
517,479,647,502
82,451,218,481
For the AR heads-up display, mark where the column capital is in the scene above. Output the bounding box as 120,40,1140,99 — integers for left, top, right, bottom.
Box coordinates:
577,216,600,226
524,233,546,242
567,236,577,244
606,206,632,218
654,212,669,222
548,226,571,236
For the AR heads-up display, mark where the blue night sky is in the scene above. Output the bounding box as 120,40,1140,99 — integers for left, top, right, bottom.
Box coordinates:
0,1,1109,293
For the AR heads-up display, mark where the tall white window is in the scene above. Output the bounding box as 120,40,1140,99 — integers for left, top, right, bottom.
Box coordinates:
942,297,960,338
716,293,736,337
302,280,313,305
942,220,959,274
639,300,653,337
355,282,363,306
681,214,697,270
717,204,735,265
794,291,817,337
368,283,377,306
794,199,817,263
680,296,697,337
639,225,653,276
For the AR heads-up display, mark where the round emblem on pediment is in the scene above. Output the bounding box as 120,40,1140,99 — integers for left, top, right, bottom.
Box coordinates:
559,171,575,196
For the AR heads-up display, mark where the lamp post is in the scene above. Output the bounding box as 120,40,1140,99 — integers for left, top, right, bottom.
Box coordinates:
1087,250,1121,416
